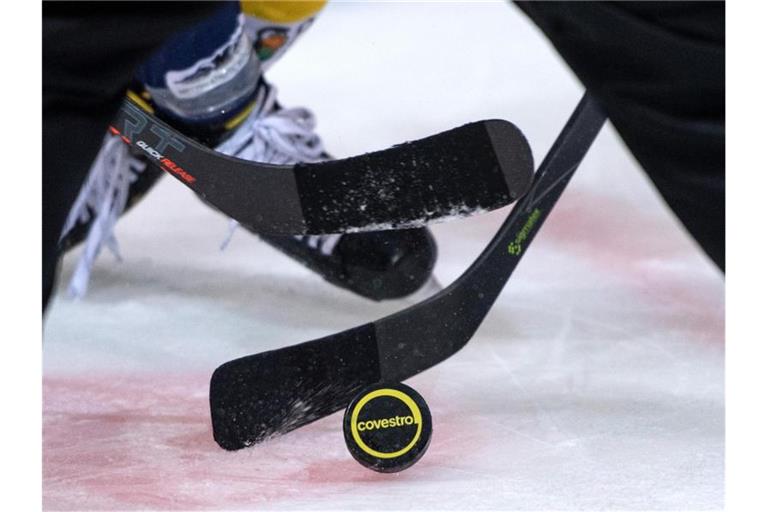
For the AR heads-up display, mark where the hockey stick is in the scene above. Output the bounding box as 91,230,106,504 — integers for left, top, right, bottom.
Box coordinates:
112,97,534,235
209,92,606,450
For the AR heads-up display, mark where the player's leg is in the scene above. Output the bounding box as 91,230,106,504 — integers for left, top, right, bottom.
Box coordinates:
43,2,222,312
54,2,248,300
516,1,725,271
59,1,437,302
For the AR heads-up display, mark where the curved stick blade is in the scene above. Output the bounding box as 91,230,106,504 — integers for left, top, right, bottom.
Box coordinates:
210,324,381,450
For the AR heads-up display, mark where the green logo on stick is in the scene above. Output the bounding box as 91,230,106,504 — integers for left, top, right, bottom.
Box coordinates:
507,208,541,256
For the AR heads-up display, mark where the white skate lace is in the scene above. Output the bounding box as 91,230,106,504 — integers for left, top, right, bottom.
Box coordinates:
217,83,341,256
60,134,147,298
61,83,339,300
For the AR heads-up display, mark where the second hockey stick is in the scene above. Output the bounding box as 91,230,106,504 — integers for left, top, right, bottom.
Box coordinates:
209,92,607,450
112,97,534,235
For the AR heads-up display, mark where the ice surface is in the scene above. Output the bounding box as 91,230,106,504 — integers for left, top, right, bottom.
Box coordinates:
43,3,723,510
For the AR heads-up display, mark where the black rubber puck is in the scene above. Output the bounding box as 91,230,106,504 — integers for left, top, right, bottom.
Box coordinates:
343,382,432,473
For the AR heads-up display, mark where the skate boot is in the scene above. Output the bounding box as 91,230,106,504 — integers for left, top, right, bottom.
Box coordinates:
58,115,164,297
61,80,437,301
215,80,438,300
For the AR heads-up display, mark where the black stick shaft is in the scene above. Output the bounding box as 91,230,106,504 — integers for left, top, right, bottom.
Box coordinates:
378,93,607,381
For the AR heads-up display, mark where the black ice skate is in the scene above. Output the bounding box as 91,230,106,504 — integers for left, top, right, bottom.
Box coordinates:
214,80,438,300
61,81,438,301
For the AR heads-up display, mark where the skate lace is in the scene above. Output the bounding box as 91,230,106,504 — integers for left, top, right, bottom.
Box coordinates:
216,83,325,164
217,83,341,256
62,84,339,300
60,135,147,298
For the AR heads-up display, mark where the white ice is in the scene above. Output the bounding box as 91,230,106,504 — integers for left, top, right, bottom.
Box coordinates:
43,3,724,510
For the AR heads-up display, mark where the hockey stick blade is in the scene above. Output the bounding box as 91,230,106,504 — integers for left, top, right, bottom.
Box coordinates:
112,98,534,235
210,93,606,450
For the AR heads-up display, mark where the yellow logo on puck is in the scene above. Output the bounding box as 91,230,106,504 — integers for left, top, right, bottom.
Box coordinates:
350,388,423,459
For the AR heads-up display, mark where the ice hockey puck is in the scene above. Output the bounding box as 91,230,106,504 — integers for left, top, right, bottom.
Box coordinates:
343,382,432,473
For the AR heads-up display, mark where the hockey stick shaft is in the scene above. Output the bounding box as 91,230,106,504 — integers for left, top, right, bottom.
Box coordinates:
378,92,607,380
